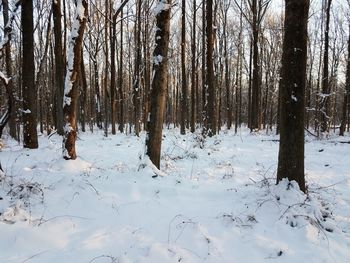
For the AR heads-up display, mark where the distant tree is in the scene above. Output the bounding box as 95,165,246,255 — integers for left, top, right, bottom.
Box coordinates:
190,0,197,133
234,0,271,131
63,0,88,160
133,0,142,136
118,4,125,133
206,0,217,137
53,0,65,135
180,0,188,135
277,0,310,193
22,0,38,149
320,0,333,133
340,24,350,136
146,0,172,168
110,0,116,135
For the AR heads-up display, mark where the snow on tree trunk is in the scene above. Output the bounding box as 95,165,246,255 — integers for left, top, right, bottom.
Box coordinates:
146,0,172,169
63,0,88,160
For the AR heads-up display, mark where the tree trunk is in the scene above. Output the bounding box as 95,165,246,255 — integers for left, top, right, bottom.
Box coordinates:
277,0,309,193
118,5,125,133
201,0,207,131
133,0,142,136
223,5,231,130
63,0,88,160
180,0,187,135
206,0,216,137
104,0,109,137
22,0,38,149
53,0,65,135
80,50,87,133
2,0,17,140
320,0,332,133
146,0,171,169
251,0,261,131
110,1,117,135
340,25,350,136
190,0,197,133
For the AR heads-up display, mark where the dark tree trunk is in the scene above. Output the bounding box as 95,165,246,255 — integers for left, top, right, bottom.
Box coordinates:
340,25,350,136
53,0,65,135
206,0,216,137
223,6,231,130
110,0,117,135
146,0,171,169
22,0,38,149
190,0,197,133
248,39,253,128
63,0,88,160
277,0,309,193
251,0,261,131
80,50,87,133
118,6,125,133
180,0,187,135
104,0,109,137
133,0,142,136
321,0,332,133
202,0,207,131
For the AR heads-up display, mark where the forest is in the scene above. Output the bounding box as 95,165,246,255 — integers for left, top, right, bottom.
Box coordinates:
0,0,350,262
0,0,349,144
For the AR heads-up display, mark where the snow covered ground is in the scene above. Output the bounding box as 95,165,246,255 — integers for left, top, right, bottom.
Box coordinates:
0,128,349,263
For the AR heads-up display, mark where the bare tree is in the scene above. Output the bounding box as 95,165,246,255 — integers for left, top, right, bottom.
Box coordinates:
320,0,333,132
133,0,142,136
234,0,271,131
180,0,188,135
206,0,217,137
190,0,197,133
340,24,350,136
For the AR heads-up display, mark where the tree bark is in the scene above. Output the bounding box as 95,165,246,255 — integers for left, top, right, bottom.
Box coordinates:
180,0,187,135
22,0,38,149
320,0,332,133
340,25,350,136
277,0,309,193
251,0,261,131
118,5,125,133
2,0,17,140
53,0,65,135
63,0,88,160
133,0,142,136
206,0,216,137
146,0,171,169
190,0,197,133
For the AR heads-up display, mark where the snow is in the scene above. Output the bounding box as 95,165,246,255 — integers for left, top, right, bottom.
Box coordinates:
0,128,350,262
63,0,86,108
153,55,163,65
153,1,171,15
22,109,32,114
0,71,11,85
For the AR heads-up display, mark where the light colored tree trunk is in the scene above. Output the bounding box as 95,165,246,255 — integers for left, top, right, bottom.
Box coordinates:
63,0,88,160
